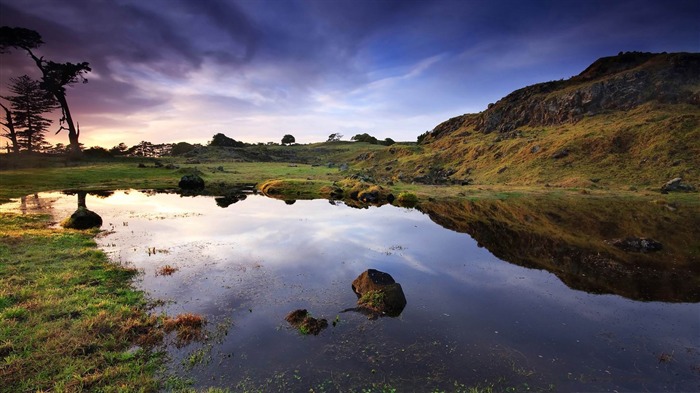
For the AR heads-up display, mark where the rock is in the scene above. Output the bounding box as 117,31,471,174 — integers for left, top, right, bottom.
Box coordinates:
137,163,146,168
351,269,407,317
609,237,662,253
62,207,103,230
285,309,328,335
661,177,695,192
339,163,349,171
165,163,179,169
551,149,570,159
179,174,205,189
358,190,378,203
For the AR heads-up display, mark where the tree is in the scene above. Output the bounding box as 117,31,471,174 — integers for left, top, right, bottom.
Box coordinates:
281,134,295,145
382,137,396,146
210,132,244,147
170,141,195,156
416,130,431,144
327,133,343,142
351,133,378,144
0,26,91,157
0,102,18,153
3,75,58,153
109,142,128,155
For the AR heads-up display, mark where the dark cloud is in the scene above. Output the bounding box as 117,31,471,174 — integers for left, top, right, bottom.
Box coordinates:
0,0,698,146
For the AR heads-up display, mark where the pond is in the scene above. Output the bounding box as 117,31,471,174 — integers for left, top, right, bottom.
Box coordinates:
6,190,700,391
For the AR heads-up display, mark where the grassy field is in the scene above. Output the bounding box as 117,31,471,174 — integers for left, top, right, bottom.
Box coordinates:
0,213,162,392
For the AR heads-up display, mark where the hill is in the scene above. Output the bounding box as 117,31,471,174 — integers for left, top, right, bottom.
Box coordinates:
350,52,700,190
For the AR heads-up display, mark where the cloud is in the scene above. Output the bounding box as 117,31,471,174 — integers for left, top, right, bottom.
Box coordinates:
1,0,698,147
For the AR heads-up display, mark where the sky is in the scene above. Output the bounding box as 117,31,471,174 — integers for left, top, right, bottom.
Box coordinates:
0,0,698,148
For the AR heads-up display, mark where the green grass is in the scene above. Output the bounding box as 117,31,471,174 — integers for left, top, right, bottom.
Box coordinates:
0,213,162,392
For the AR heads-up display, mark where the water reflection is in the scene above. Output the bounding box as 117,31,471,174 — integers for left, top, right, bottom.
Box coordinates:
2,190,698,391
419,198,700,302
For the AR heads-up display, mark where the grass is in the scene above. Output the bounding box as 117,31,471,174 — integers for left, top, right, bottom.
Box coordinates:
358,290,386,311
350,103,699,190
156,264,179,276
0,212,162,392
163,313,206,346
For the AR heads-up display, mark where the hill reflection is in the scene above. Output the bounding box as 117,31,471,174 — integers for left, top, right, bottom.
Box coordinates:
419,197,700,302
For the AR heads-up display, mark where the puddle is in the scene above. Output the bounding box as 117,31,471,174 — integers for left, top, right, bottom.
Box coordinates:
4,190,699,391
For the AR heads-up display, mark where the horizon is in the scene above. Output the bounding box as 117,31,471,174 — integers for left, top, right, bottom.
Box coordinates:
1,0,699,149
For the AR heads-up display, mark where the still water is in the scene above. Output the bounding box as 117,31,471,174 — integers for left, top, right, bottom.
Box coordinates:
10,190,700,391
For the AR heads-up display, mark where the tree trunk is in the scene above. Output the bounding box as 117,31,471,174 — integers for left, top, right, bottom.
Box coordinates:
77,191,87,208
0,103,20,154
55,93,81,157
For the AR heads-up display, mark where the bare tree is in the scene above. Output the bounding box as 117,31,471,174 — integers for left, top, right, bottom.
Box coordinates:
0,101,19,153
0,26,91,157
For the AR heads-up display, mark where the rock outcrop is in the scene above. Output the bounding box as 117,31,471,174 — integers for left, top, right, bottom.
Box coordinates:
661,178,696,193
427,52,700,138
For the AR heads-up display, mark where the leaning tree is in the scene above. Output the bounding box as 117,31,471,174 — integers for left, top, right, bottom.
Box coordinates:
0,26,91,157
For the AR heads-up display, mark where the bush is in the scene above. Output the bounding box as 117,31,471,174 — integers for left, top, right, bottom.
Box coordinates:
171,142,195,156
83,146,113,158
396,192,418,207
210,133,245,147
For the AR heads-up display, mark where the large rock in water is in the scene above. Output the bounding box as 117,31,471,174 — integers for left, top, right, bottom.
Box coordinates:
352,269,407,317
179,174,204,189
62,207,103,230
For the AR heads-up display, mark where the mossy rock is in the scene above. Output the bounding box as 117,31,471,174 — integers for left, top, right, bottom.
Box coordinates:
62,207,103,230
352,269,407,317
285,309,328,335
179,174,205,189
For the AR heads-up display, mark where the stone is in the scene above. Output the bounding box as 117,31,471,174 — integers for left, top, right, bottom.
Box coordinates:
351,269,407,317
179,174,205,189
609,237,662,253
285,309,328,335
62,207,103,230
551,149,570,159
661,177,695,192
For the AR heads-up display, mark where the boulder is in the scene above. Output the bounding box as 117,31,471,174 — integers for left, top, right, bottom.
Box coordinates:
62,207,103,230
609,237,662,253
661,177,695,193
551,149,570,159
179,174,205,189
351,269,407,317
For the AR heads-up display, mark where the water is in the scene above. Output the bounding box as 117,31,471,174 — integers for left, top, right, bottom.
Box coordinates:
6,190,700,391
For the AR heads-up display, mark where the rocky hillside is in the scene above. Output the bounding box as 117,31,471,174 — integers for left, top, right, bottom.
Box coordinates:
353,52,700,189
431,52,699,136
